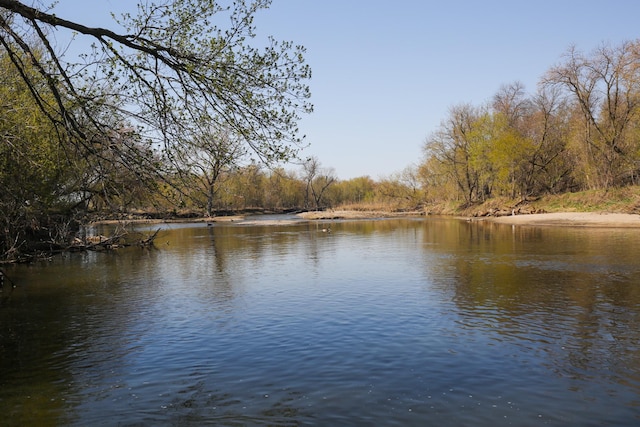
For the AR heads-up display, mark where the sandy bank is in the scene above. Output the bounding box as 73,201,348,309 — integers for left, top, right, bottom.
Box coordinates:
487,212,640,228
92,210,640,228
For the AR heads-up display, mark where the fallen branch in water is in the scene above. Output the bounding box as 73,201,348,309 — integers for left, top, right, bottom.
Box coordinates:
138,228,161,247
70,232,126,251
69,228,161,251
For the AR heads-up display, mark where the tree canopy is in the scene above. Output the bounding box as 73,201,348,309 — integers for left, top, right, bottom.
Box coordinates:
0,0,312,168
421,40,640,205
0,0,312,261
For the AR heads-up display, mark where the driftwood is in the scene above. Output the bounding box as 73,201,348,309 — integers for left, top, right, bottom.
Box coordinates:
138,228,161,246
0,219,164,263
70,228,161,252
473,206,547,218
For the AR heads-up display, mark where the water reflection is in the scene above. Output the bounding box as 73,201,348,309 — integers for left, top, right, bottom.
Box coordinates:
422,220,640,414
1,217,640,425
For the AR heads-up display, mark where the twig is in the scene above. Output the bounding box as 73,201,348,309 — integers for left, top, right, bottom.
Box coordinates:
0,268,17,288
138,228,161,246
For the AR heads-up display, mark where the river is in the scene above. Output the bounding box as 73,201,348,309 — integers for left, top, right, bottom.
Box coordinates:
1,216,639,426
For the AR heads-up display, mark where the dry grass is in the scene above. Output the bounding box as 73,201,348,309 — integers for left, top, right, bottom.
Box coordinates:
534,187,640,214
425,186,640,217
335,201,413,212
94,187,640,225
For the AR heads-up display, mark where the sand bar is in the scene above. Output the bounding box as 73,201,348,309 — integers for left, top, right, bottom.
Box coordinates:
488,212,640,228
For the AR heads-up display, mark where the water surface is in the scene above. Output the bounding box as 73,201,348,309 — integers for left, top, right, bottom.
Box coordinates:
1,217,639,426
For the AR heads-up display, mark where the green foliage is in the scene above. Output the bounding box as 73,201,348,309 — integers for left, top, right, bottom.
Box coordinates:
0,48,77,259
102,0,313,163
421,40,640,205
0,0,313,260
332,176,376,205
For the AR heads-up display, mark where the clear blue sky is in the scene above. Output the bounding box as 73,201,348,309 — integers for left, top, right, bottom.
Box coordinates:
52,0,640,180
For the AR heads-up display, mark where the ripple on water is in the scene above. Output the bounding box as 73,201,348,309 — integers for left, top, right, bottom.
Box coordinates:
3,219,640,426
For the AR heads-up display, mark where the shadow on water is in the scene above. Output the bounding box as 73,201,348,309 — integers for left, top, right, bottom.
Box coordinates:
1,217,640,426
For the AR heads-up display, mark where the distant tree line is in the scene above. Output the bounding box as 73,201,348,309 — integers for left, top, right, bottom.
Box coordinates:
419,40,640,205
98,157,423,217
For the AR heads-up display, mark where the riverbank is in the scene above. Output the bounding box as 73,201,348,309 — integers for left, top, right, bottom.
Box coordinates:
428,187,640,227
90,209,640,228
88,187,640,228
298,209,640,228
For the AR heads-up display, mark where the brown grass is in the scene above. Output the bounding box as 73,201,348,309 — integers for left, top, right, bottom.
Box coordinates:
334,201,414,212
425,186,640,217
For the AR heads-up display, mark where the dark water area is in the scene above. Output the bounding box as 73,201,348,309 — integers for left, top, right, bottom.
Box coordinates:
1,217,640,426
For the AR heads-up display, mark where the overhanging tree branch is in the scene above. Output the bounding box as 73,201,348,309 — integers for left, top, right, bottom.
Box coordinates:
0,0,312,164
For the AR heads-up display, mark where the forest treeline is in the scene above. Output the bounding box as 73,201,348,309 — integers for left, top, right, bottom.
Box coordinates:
151,39,640,215
420,41,640,205
2,1,640,264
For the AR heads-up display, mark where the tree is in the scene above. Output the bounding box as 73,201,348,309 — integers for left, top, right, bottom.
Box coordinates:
490,82,535,198
0,0,312,260
219,162,265,209
543,41,640,189
423,104,484,205
301,156,336,210
522,85,575,194
173,126,247,217
470,111,535,200
263,167,304,210
0,0,312,184
492,81,531,128
0,47,79,259
375,166,425,209
418,155,456,202
333,176,376,205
